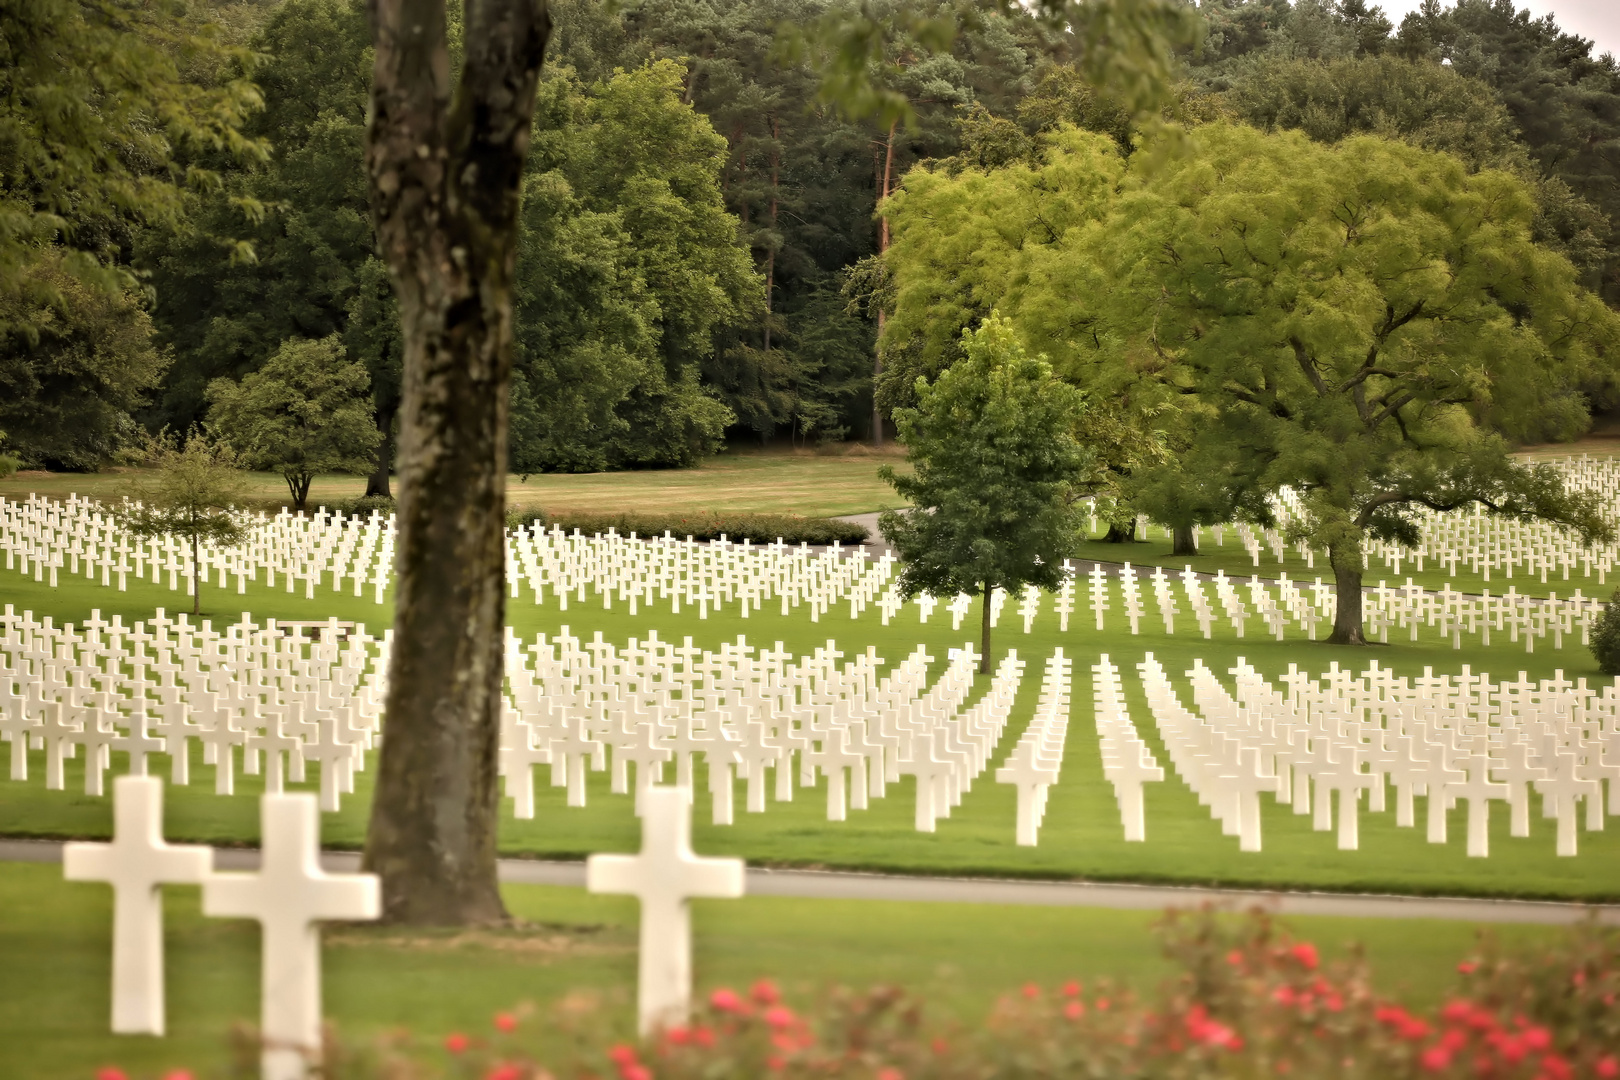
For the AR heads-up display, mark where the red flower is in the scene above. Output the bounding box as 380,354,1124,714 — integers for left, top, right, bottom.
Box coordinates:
931,1038,949,1056
608,1045,639,1069
494,1012,519,1033
622,1066,652,1080
162,1072,194,1080
877,1069,904,1080
1442,1000,1475,1024
770,1032,797,1052
486,1066,525,1080
1063,980,1082,998
1457,962,1478,975
1022,982,1040,999
1184,1005,1241,1050
96,1070,128,1080
764,1006,796,1029
1595,1055,1619,1079
1440,1029,1469,1053
1276,986,1299,1007
1096,998,1111,1011
751,979,781,1005
766,1056,787,1072
692,1026,716,1048
1420,1046,1453,1072
1291,943,1319,970
445,1033,470,1054
664,1027,690,1046
1064,1001,1085,1021
1521,1027,1552,1052
709,988,745,1013
1226,949,1244,967
1538,1054,1572,1080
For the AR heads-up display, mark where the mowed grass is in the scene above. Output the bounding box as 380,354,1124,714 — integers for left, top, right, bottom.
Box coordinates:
0,859,1562,1080
0,443,910,519
5,556,1620,901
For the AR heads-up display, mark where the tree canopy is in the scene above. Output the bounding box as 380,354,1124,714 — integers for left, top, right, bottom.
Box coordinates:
206,334,380,510
885,119,1620,641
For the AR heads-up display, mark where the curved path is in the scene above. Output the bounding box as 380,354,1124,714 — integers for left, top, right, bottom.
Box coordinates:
4,838,1615,926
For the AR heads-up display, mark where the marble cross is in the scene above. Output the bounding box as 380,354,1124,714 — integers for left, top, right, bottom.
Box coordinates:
587,785,744,1035
63,776,211,1035
202,794,380,1080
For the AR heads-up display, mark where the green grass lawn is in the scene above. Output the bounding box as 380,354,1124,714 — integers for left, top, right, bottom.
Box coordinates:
0,443,911,519
0,860,1559,1080
5,553,1620,901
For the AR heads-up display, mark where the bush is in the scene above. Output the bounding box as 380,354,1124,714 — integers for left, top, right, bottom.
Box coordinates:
507,509,869,546
1591,588,1620,675
118,908,1620,1080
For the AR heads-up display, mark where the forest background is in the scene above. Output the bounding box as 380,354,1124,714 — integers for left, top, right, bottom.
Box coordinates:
5,0,1619,484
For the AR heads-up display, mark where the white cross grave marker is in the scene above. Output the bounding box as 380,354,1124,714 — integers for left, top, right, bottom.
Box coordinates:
63,776,211,1035
202,794,380,1080
586,784,744,1036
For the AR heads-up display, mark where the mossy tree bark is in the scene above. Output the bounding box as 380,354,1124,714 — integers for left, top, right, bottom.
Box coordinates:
979,581,992,675
1172,523,1197,556
1326,539,1367,645
360,0,550,925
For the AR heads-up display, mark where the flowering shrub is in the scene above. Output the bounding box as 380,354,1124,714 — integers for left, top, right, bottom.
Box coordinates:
104,908,1620,1080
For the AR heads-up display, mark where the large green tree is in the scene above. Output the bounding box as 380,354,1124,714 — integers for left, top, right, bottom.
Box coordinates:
0,251,169,469
206,335,381,511
511,60,760,472
880,315,1089,670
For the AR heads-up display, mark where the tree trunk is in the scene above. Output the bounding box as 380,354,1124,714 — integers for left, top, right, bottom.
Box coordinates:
1326,538,1367,645
362,0,550,926
979,582,992,675
1172,523,1197,556
364,399,398,498
191,532,201,617
872,120,897,449
1103,519,1137,543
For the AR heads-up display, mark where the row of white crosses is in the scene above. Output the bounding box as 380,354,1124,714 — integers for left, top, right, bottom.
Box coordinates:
508,521,894,622
63,777,379,1080
1137,654,1620,857
0,606,386,812
69,779,749,1072
1064,562,1603,654
2,494,396,604
498,626,1034,837
1091,654,1163,842
994,648,1074,845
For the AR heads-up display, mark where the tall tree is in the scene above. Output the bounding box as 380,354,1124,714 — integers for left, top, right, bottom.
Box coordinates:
361,0,550,924
1073,124,1616,641
880,315,1089,670
121,429,248,618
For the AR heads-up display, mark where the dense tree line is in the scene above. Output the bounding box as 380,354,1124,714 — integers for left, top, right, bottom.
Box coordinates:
3,0,1618,475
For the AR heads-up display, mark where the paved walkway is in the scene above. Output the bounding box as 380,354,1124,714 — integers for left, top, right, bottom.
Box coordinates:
5,839,1614,926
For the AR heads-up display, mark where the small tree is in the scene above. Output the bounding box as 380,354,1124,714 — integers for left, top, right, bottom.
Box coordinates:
1590,588,1620,675
122,429,248,617
207,334,382,512
879,315,1089,673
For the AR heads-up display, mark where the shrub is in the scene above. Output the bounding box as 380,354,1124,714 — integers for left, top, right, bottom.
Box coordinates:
1591,587,1620,674
507,509,869,546
117,909,1620,1080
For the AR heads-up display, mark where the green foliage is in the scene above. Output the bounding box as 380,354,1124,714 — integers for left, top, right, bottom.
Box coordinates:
512,61,759,472
120,428,249,615
507,509,869,546
140,0,381,430
0,250,169,470
0,0,266,338
1590,588,1620,676
1391,2,1620,305
879,315,1088,664
205,335,380,510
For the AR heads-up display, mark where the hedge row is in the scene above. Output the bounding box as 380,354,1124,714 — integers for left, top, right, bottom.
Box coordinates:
507,509,870,546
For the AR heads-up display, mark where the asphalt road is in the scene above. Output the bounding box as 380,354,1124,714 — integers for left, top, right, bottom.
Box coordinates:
5,838,1615,925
